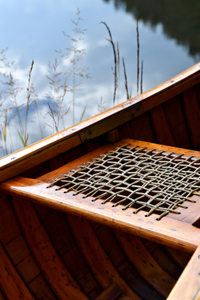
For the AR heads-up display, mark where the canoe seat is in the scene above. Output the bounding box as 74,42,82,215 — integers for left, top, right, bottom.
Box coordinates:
1,138,200,255
47,142,199,220
1,140,200,299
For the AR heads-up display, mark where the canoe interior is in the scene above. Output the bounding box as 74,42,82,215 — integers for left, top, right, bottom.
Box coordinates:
0,64,200,299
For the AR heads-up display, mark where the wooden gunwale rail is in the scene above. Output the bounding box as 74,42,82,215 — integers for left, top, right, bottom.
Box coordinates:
0,63,200,183
0,64,200,299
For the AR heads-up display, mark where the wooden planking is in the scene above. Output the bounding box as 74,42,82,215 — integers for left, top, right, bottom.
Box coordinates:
116,295,137,300
150,104,176,146
28,274,57,300
162,94,192,149
118,123,134,140
94,225,126,268
1,176,200,253
62,144,86,164
5,234,31,265
164,247,191,270
67,215,141,300
129,112,156,143
12,197,89,300
0,290,6,300
16,254,41,284
93,225,163,300
118,261,164,300
0,241,35,300
167,245,200,300
21,161,50,179
142,63,200,112
115,230,175,298
83,134,107,153
0,134,81,183
194,82,200,107
37,141,122,182
95,283,122,300
34,197,101,296
183,87,200,150
0,194,21,245
144,241,182,280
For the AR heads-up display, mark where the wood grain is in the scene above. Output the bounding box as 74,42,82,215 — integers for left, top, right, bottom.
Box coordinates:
167,245,200,300
1,176,200,253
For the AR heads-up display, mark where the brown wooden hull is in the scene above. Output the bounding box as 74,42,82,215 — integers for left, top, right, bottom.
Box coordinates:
0,63,200,299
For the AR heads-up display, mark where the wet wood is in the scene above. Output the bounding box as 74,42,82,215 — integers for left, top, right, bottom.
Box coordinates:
167,245,200,300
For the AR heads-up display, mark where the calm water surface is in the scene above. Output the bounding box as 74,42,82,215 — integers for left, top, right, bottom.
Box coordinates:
0,0,200,156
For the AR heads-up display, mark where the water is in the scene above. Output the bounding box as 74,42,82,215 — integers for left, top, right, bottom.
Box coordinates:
0,0,200,157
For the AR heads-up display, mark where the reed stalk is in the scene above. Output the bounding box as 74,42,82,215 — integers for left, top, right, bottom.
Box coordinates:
136,18,140,95
24,60,34,146
122,57,129,100
101,21,118,106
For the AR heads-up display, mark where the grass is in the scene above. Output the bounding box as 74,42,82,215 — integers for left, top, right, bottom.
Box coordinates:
0,12,143,158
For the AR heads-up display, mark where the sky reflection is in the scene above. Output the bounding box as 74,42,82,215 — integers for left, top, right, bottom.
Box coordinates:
0,0,198,157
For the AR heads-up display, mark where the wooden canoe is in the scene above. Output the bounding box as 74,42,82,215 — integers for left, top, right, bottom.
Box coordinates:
0,63,200,300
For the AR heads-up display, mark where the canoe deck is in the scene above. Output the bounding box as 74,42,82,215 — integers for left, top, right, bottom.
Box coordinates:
1,138,200,299
0,63,200,299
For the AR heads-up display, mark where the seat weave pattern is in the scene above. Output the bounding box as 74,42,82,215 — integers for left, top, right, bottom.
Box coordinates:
47,145,200,219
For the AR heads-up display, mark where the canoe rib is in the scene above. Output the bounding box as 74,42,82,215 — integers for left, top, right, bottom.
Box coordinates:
12,197,89,300
67,215,141,299
1,64,200,299
0,242,35,300
167,245,200,300
1,176,200,254
114,230,176,298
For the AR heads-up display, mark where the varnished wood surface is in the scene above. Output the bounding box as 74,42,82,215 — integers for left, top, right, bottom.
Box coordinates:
0,64,200,299
0,63,200,183
167,245,200,300
0,242,35,300
12,197,89,300
1,176,200,254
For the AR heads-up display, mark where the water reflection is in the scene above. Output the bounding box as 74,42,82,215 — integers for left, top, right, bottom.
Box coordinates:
103,0,200,58
0,0,199,158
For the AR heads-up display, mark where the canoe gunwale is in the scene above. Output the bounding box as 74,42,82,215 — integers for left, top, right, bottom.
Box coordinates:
0,63,200,183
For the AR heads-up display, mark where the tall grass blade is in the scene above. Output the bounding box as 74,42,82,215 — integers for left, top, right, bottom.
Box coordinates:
101,21,118,106
136,18,140,95
80,105,87,122
3,126,6,142
17,129,26,147
140,60,143,94
122,57,129,100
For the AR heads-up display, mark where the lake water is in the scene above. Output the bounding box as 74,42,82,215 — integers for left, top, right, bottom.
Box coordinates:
0,0,200,157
